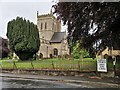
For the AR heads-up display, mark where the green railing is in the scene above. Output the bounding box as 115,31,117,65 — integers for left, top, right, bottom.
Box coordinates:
1,59,119,72
0,59,96,71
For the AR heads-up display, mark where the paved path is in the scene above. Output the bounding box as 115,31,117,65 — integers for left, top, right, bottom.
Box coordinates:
0,73,120,88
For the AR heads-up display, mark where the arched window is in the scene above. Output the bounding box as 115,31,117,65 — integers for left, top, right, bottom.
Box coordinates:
54,48,58,56
41,23,43,30
45,22,47,29
52,23,54,30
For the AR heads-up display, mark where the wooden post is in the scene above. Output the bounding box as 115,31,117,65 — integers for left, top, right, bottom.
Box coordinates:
0,62,2,69
31,61,34,69
78,61,80,71
13,61,17,69
113,57,116,78
80,55,83,71
52,61,55,69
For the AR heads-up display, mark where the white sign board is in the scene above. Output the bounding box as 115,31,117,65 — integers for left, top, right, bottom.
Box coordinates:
97,59,107,72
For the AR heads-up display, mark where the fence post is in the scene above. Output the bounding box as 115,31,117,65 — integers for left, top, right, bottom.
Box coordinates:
79,55,83,71
0,62,2,69
31,61,34,69
52,61,55,69
13,61,17,69
78,61,80,71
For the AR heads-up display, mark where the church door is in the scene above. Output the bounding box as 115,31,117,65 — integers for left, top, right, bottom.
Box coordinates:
53,48,58,56
39,53,43,59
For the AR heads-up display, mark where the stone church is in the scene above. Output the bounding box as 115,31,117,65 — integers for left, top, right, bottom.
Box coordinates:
37,12,69,58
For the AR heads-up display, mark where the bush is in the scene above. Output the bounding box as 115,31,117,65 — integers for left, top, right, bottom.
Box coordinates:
8,52,13,59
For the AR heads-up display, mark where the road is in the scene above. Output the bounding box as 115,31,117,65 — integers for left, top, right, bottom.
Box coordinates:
0,73,120,88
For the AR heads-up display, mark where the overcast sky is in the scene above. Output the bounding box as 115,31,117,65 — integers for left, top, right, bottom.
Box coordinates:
0,0,66,39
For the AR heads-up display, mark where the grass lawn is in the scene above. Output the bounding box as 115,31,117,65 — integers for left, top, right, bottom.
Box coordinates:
0,58,97,71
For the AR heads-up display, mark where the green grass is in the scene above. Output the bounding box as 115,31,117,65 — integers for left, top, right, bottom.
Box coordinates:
0,58,97,71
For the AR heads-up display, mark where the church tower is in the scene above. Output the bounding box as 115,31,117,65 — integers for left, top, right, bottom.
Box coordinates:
37,11,61,58
37,11,61,41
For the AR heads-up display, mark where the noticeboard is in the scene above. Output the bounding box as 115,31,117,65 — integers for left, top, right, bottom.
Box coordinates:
97,59,107,72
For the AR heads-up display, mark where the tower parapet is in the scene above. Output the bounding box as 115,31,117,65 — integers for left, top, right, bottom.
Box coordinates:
37,12,61,41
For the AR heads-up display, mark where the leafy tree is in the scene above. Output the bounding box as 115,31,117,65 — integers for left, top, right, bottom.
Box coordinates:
7,17,40,60
73,41,90,59
53,2,120,57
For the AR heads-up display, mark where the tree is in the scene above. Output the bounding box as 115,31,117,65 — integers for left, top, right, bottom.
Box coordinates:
73,41,90,59
53,2,120,56
7,17,40,60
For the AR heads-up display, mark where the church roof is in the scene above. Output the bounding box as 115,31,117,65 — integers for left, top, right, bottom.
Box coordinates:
50,32,65,43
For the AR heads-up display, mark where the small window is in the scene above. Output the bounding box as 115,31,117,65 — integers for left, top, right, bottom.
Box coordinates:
42,40,44,43
52,23,54,30
41,23,43,30
45,22,47,29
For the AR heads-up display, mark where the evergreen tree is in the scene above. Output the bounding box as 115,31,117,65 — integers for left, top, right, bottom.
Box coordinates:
7,17,40,60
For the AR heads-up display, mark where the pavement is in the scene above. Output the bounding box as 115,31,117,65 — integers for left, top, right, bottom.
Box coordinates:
0,72,120,88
